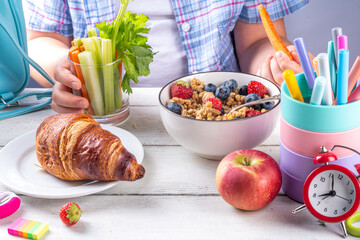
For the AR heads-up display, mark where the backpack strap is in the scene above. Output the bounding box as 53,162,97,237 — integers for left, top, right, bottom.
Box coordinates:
0,24,55,120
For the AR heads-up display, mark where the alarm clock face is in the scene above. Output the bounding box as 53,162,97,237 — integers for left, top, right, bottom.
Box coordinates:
304,165,360,223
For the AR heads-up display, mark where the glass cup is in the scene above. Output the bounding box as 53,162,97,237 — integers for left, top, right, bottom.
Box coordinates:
69,57,129,126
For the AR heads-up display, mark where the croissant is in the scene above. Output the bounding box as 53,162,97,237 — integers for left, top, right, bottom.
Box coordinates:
35,113,145,181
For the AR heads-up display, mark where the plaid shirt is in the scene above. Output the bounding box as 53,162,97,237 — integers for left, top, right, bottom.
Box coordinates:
24,0,308,74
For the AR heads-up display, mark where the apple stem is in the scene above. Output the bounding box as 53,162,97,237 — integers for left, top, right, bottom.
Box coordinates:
244,158,250,166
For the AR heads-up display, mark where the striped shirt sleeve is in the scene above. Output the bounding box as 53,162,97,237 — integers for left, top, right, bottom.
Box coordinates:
23,0,73,36
239,0,309,23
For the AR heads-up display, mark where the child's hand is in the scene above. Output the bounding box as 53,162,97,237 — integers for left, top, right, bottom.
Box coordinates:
51,57,89,113
257,45,303,87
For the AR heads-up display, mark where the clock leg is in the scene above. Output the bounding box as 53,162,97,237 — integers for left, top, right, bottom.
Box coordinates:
317,220,326,226
292,204,307,214
340,221,348,238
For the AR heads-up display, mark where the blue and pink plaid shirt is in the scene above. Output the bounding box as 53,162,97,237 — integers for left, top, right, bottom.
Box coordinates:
24,0,308,74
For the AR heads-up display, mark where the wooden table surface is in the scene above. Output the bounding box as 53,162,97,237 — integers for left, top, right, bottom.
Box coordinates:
0,88,354,239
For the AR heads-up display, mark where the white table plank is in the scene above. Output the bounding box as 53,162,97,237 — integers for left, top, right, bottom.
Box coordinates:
0,88,280,146
0,145,280,195
0,195,347,240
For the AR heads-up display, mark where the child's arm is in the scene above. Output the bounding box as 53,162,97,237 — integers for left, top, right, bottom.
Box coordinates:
234,18,303,86
27,29,88,113
27,29,72,87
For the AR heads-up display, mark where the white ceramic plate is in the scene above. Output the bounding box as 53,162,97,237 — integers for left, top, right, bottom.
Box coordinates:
0,125,144,199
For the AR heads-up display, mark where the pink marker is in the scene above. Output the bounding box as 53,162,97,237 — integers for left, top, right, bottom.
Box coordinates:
337,35,348,50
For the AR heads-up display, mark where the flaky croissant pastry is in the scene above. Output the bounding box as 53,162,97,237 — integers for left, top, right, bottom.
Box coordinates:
35,113,145,181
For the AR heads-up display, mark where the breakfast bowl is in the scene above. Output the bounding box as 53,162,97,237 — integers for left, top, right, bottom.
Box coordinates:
158,71,281,160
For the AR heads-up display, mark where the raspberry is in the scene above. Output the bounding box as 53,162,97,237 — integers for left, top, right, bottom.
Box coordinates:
171,80,193,99
245,110,261,118
204,97,222,111
247,81,268,98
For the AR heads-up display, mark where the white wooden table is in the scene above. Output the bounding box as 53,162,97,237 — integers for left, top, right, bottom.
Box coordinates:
0,88,355,239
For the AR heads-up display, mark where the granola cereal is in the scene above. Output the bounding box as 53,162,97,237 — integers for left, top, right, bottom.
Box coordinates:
166,78,273,120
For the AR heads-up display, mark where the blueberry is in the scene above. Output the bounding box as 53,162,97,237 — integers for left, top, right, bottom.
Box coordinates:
166,102,182,115
245,93,261,110
221,108,225,115
239,85,248,95
223,79,238,92
261,101,275,110
215,85,231,100
234,116,245,120
204,83,217,94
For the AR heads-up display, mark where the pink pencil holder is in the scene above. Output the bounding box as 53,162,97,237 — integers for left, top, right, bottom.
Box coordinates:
280,73,360,203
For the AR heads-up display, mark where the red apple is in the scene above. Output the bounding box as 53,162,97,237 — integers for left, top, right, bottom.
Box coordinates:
216,149,282,211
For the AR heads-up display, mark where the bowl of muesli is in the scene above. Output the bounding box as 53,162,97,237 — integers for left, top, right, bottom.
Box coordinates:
158,71,280,160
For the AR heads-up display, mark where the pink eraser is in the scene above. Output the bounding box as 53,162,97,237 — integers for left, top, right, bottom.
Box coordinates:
337,34,348,50
0,191,21,219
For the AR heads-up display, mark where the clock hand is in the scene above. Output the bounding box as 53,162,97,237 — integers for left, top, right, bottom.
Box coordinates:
331,175,334,191
318,193,331,197
336,195,350,201
321,195,330,201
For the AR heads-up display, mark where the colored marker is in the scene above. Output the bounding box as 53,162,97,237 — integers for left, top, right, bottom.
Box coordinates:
337,49,349,105
332,27,342,64
313,57,319,76
310,76,326,105
348,56,360,96
317,53,333,105
357,76,360,88
283,69,304,102
337,35,348,50
348,83,360,103
294,37,316,89
328,41,337,96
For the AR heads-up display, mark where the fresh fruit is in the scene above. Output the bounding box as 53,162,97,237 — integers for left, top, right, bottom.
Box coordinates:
245,110,261,117
215,85,231,100
171,80,193,99
239,85,248,95
59,202,82,226
261,101,275,110
166,102,182,115
223,79,238,92
244,93,261,110
204,97,222,111
216,149,282,210
204,83,217,94
247,81,268,98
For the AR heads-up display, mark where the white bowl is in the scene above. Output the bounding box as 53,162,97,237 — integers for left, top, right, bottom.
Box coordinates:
158,71,281,160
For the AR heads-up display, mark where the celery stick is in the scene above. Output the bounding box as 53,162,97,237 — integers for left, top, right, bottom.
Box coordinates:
87,27,98,37
91,37,102,62
114,65,122,109
78,51,104,116
101,39,115,114
73,38,82,47
82,38,101,65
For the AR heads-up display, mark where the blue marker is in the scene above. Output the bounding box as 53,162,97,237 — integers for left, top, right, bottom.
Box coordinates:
336,49,349,105
310,76,326,105
294,38,316,89
327,41,337,96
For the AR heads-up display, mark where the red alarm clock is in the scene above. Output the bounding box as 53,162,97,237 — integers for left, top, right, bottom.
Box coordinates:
293,145,360,237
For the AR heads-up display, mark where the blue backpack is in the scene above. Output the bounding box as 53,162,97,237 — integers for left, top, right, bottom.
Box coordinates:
0,0,54,120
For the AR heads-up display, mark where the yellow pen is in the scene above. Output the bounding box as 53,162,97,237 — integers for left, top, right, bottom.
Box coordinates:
283,69,304,102
313,57,319,77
